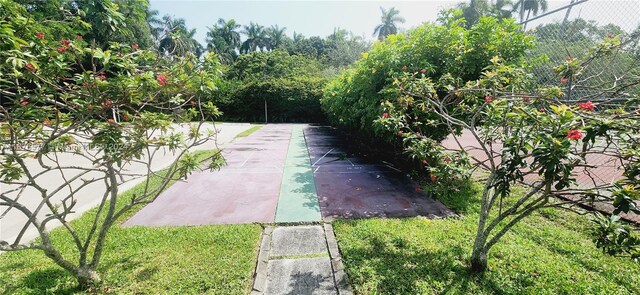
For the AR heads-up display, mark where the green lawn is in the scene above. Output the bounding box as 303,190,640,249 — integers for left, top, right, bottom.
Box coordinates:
333,181,640,294
0,151,262,294
235,125,263,138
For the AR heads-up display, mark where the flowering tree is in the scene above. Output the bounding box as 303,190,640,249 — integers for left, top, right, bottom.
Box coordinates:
0,2,223,287
378,35,640,271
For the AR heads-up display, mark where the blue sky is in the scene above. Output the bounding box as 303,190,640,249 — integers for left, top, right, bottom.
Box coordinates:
149,0,640,45
148,1,458,44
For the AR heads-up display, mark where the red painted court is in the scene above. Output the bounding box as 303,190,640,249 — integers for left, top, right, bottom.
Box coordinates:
125,124,455,226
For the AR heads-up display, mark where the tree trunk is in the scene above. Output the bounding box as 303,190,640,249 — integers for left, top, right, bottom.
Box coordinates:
470,246,488,272
523,10,532,30
77,266,101,289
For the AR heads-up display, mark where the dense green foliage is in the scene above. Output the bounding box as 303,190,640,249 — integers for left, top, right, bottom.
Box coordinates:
218,50,327,123
385,30,640,269
322,14,533,146
1,0,224,287
333,181,640,294
16,0,154,49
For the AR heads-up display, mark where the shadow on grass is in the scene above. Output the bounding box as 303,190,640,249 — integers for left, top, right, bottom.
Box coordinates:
341,234,509,294
15,268,77,295
135,266,159,282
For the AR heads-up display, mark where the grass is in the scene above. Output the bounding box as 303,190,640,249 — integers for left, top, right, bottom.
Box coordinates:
234,125,263,138
333,180,640,294
0,150,263,294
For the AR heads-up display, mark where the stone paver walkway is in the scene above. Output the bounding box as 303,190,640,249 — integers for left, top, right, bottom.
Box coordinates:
252,224,351,295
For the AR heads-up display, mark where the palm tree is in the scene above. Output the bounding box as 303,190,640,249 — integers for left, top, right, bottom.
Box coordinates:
457,0,515,27
266,25,287,50
216,18,242,49
514,0,548,29
206,18,241,63
328,28,348,43
373,7,405,41
458,0,491,27
157,15,203,57
241,22,268,53
492,0,516,19
293,32,305,43
146,9,164,44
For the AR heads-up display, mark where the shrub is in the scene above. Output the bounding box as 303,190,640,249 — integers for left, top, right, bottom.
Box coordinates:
321,13,533,146
218,50,327,122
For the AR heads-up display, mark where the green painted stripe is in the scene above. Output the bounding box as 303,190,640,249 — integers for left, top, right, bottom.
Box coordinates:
275,125,321,223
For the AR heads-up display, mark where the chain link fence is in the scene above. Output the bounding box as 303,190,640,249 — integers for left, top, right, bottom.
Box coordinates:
522,0,640,101
518,1,640,221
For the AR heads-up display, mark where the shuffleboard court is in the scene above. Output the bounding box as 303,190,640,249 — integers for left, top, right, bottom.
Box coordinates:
124,124,293,226
274,125,321,223
304,126,455,221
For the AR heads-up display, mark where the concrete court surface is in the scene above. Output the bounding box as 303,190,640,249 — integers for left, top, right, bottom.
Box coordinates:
126,124,293,225
304,126,455,220
0,123,251,245
126,124,323,226
127,124,455,226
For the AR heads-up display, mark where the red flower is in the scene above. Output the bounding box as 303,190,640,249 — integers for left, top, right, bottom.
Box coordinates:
103,99,112,107
560,77,569,84
123,114,130,121
132,43,139,50
402,65,407,71
415,186,422,193
420,68,427,74
485,95,493,104
107,118,115,123
20,98,29,106
382,112,389,118
422,159,427,165
430,174,437,182
444,157,452,163
567,129,583,140
522,97,530,103
578,101,596,111
35,32,45,40
57,46,68,53
76,35,83,40
96,74,106,80
43,120,51,126
25,63,36,71
156,74,168,86
60,38,71,46
607,33,615,38
190,100,196,105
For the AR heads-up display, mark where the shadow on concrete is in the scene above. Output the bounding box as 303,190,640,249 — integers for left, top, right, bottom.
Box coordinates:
292,171,321,213
285,271,334,295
